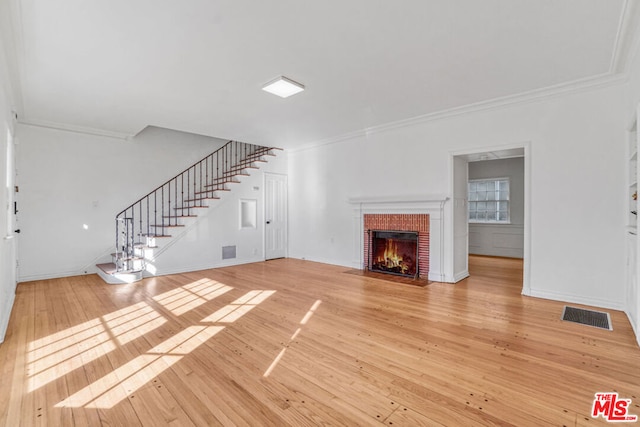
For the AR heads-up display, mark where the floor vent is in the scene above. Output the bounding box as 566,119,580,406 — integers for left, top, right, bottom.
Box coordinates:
561,306,612,330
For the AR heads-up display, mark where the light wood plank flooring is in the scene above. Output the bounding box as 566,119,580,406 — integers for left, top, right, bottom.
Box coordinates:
1,256,639,426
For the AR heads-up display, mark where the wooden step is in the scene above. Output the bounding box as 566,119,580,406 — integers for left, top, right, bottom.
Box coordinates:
195,188,230,195
240,158,266,163
96,263,143,284
183,197,220,203
149,224,185,228
220,167,251,175
214,171,250,179
240,153,266,163
204,182,239,188
97,262,118,275
204,184,233,190
162,215,197,219
248,150,276,157
174,206,208,211
207,176,241,184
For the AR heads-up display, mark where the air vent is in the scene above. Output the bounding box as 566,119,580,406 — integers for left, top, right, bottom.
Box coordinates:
561,306,612,330
222,245,236,260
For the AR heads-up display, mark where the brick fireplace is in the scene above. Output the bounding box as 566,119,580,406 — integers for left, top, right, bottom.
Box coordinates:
364,214,430,279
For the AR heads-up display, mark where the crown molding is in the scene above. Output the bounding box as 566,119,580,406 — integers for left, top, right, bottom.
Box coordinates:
291,71,628,153
290,2,640,154
19,118,134,140
611,0,640,74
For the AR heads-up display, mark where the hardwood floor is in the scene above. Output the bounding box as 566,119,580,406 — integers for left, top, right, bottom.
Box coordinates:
1,256,639,426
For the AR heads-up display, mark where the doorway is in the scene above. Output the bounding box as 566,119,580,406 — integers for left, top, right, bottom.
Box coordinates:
451,144,530,294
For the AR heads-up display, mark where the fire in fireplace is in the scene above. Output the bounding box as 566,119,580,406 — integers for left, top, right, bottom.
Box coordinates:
369,230,419,278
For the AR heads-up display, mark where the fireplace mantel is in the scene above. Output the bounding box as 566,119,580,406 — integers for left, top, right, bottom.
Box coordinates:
350,194,450,282
348,194,449,206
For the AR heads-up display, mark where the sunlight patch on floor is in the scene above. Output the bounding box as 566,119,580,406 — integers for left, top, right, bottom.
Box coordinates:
153,278,233,316
56,326,224,408
201,290,275,323
28,282,275,410
28,302,168,392
264,299,322,377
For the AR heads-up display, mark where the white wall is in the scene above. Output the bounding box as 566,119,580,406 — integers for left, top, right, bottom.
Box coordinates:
468,157,524,258
16,125,230,281
0,24,16,343
289,82,627,310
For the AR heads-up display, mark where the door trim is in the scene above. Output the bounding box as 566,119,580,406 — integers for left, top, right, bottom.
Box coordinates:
449,141,531,294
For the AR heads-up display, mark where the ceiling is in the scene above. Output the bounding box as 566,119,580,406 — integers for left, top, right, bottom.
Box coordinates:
2,0,639,149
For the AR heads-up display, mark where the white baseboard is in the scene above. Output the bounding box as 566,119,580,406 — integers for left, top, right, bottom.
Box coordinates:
453,270,470,283
19,269,93,283
527,288,625,312
625,309,640,348
287,255,354,270
146,256,267,278
0,291,16,344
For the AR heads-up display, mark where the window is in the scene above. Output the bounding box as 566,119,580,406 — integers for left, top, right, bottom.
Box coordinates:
468,178,510,223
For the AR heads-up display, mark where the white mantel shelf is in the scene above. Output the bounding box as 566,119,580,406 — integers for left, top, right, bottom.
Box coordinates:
347,194,450,205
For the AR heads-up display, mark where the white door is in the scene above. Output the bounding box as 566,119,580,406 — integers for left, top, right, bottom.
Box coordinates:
265,173,287,260
4,128,17,289
1,125,17,341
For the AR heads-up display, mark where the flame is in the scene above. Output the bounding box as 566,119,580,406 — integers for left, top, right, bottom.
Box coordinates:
376,239,409,273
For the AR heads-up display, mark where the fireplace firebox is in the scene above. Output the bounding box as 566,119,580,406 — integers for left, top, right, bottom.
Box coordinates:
368,230,419,278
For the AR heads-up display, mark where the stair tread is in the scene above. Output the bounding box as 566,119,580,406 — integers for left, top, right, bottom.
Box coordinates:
222,167,251,173
141,233,172,237
194,190,220,195
204,184,233,189
110,253,144,259
239,157,266,162
97,263,118,274
97,263,142,276
185,195,221,200
162,215,197,218
207,177,241,182
174,206,208,210
150,224,186,228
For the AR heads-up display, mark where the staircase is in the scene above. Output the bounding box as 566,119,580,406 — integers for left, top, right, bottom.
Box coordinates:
96,140,279,284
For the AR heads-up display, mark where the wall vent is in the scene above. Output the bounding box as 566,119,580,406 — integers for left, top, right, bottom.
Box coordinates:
222,245,237,260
